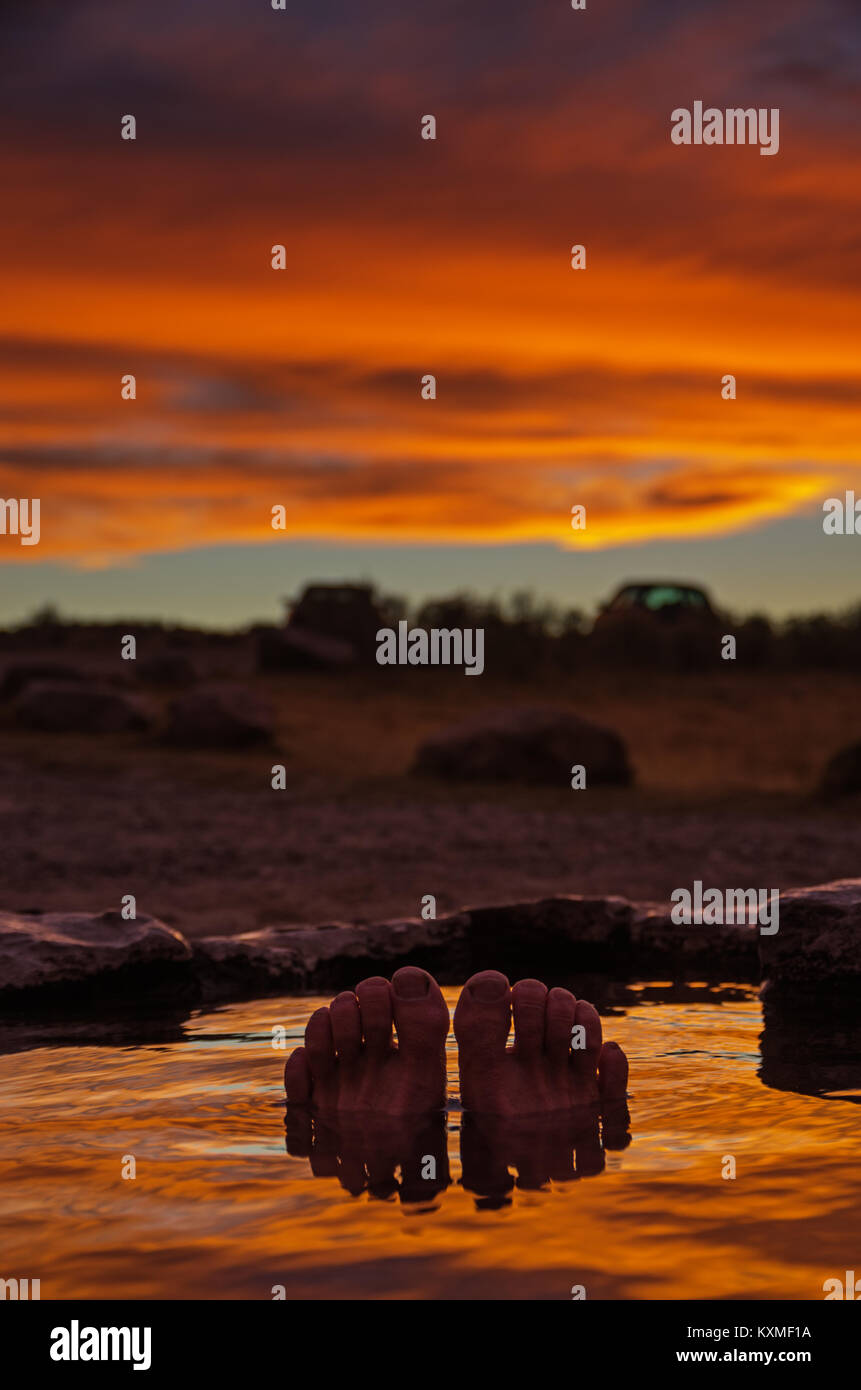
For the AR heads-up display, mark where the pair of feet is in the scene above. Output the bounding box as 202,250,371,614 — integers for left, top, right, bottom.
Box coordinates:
284,967,628,1117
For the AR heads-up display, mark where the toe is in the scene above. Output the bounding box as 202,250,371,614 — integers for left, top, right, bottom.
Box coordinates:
330,991,362,1063
391,967,449,1060
355,976,394,1057
284,1045,312,1104
573,999,603,1064
305,1006,336,1081
598,1040,629,1099
454,970,511,1058
545,986,577,1065
512,978,548,1061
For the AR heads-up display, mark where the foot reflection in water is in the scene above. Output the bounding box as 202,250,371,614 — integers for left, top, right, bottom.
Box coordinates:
461,1100,631,1208
284,1099,631,1211
285,1110,451,1206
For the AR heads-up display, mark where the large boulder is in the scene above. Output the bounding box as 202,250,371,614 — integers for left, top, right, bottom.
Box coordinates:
13,681,153,733
0,909,192,1004
758,879,861,994
412,706,633,786
820,742,861,796
0,661,85,701
164,683,275,747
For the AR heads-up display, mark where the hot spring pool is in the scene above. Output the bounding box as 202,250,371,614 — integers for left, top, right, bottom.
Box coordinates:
0,984,857,1300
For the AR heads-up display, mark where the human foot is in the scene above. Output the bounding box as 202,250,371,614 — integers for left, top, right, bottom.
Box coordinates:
454,971,628,1117
284,966,449,1115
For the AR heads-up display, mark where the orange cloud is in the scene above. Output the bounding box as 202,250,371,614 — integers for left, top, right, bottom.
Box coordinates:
0,0,858,569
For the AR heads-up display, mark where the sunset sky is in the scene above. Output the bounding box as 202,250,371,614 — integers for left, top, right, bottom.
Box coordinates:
0,0,859,625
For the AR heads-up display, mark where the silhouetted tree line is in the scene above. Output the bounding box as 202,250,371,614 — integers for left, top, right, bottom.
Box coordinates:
6,592,861,676
403,591,861,676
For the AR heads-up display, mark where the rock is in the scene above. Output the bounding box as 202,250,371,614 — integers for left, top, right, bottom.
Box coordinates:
412,706,633,786
192,891,766,1004
164,683,275,747
192,893,759,1004
13,681,153,733
193,913,467,1000
5,880,856,1013
466,895,757,979
192,901,637,1002
464,896,633,976
820,742,861,796
0,909,193,1004
0,661,85,701
258,625,356,672
758,879,861,994
629,901,758,974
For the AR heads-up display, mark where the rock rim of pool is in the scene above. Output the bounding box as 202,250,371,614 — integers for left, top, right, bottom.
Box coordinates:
1,879,859,1010
0,908,192,1006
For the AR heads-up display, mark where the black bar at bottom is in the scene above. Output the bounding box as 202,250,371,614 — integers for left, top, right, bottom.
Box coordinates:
1,1298,855,1376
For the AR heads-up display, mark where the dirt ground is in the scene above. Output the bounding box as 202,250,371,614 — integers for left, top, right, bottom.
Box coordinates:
1,664,860,939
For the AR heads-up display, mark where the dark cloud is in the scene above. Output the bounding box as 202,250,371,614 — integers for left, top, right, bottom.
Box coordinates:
0,336,857,426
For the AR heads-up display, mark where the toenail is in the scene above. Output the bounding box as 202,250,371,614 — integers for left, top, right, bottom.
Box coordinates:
469,975,508,1002
393,969,429,999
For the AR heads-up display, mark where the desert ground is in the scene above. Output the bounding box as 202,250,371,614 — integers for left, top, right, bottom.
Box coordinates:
1,651,860,940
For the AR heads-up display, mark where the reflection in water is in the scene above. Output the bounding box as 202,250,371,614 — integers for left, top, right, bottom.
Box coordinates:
286,1110,452,1205
0,984,859,1299
285,1101,632,1211
760,992,861,1102
460,1102,631,1207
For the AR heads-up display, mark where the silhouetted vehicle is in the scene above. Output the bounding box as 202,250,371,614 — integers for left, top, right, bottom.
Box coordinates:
594,582,717,628
591,581,722,669
287,585,384,648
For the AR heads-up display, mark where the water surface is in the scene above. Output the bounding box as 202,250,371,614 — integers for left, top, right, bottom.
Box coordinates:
0,985,858,1300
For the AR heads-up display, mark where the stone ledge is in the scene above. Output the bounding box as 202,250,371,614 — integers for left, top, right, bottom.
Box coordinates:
2,879,858,1009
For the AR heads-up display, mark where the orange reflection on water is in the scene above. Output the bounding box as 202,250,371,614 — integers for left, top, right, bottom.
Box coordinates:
0,988,857,1300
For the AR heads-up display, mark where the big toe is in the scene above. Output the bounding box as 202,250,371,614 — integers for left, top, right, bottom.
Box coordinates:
454,970,511,1060
391,967,449,1060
